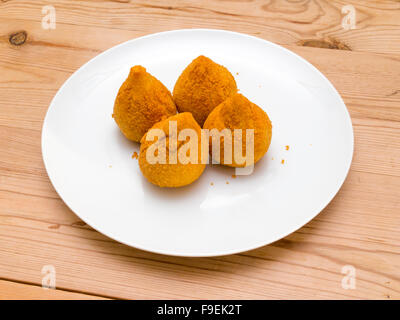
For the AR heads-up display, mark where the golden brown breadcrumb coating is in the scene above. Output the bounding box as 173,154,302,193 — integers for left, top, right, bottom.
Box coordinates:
173,56,237,126
203,93,272,167
139,113,207,187
113,66,176,142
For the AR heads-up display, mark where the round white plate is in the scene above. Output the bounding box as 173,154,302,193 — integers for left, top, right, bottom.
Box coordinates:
42,29,353,257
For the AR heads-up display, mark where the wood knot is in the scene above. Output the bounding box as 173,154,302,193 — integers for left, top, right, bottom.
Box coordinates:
298,37,351,51
9,31,27,46
72,220,86,227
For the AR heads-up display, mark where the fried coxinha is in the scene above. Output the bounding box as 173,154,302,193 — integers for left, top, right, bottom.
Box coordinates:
173,55,237,126
113,56,272,187
113,65,177,142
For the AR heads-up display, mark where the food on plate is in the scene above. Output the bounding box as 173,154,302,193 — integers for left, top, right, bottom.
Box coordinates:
114,58,273,188
203,93,272,167
173,55,237,126
113,65,177,142
139,112,207,187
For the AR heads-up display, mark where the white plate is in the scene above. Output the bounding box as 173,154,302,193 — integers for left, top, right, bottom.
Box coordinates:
42,29,353,257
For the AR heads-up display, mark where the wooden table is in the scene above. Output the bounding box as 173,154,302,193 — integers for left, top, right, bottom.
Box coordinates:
1,0,399,300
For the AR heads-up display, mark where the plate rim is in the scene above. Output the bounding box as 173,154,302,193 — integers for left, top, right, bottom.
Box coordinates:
41,28,354,257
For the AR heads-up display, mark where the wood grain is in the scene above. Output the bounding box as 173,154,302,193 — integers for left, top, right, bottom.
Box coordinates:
0,0,399,299
1,0,400,54
0,279,108,300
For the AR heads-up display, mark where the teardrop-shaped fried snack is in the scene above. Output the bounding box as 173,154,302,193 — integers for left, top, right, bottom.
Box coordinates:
203,93,272,167
139,112,207,188
173,56,237,126
113,66,177,142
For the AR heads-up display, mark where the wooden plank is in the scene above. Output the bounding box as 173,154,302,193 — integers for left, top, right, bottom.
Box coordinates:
1,0,400,55
0,169,399,299
0,0,399,299
0,279,108,300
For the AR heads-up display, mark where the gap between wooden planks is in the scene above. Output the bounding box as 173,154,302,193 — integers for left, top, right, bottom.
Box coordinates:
0,279,108,300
